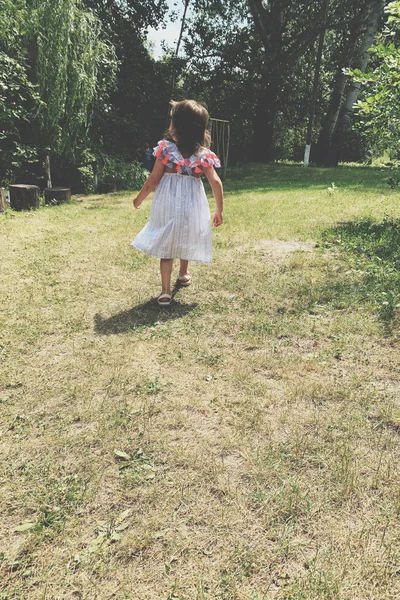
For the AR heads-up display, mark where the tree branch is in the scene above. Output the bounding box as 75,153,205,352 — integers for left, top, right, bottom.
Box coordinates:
247,0,269,44
282,28,322,67
282,11,326,66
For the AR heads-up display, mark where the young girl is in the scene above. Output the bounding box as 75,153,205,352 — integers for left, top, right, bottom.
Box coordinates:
131,99,224,306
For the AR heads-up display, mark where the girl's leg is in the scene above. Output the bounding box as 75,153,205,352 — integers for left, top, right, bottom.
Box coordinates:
178,259,191,286
179,259,189,278
160,259,173,296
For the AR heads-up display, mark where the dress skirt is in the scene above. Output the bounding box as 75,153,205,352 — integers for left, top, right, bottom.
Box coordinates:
131,173,212,263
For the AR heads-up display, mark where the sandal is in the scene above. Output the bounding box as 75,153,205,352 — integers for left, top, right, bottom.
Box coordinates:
177,272,192,287
157,293,172,306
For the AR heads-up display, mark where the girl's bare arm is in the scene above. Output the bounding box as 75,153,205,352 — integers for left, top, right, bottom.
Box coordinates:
203,166,224,227
133,158,165,208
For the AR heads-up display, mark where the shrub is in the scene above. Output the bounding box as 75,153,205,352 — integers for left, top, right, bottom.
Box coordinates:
98,156,147,191
78,165,95,194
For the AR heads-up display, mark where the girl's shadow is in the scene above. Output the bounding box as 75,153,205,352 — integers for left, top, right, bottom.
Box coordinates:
94,287,197,335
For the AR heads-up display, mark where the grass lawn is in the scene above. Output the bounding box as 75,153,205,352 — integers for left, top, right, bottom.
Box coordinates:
1,163,399,599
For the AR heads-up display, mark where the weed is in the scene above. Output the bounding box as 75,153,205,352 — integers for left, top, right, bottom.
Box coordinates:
200,353,224,366
145,376,162,395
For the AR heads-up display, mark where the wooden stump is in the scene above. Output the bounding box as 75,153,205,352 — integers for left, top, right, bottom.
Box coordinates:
9,184,40,211
44,187,71,205
97,182,117,194
0,188,6,212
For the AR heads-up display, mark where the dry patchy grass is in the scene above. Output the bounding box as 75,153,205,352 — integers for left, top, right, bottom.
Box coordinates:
0,164,399,599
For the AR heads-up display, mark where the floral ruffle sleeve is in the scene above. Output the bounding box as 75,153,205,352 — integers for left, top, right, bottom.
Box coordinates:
153,140,221,174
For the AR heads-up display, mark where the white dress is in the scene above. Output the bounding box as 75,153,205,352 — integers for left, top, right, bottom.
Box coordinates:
131,140,220,264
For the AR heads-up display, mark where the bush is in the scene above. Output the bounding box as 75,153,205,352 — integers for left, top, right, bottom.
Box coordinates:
78,165,95,194
98,156,147,191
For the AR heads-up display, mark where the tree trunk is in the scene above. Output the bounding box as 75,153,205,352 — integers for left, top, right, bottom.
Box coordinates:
252,65,280,161
93,162,98,192
317,0,385,166
329,0,386,165
304,0,330,166
316,69,348,165
44,187,71,205
248,0,332,161
0,188,6,212
45,154,52,188
170,0,190,98
248,0,284,161
317,2,370,165
9,185,40,211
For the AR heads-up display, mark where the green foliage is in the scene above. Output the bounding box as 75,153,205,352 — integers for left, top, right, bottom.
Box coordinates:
350,2,400,156
1,0,117,184
83,0,168,32
33,0,117,161
0,53,41,186
88,3,172,160
0,0,390,181
0,0,41,185
182,0,372,162
98,156,147,190
77,165,95,194
180,1,264,161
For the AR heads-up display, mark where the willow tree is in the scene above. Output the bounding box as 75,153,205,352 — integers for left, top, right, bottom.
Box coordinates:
0,0,40,185
32,0,116,185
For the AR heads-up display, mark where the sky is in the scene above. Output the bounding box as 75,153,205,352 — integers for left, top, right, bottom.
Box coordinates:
147,0,192,60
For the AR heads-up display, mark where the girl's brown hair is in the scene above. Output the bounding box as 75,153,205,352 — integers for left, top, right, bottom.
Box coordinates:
169,99,211,155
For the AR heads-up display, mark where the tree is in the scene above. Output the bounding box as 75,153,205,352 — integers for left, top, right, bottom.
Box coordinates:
84,0,171,158
83,0,168,34
184,0,339,161
246,0,285,161
181,0,262,162
349,2,400,157
246,0,336,161
0,0,40,186
32,0,116,181
304,0,330,167
317,0,386,166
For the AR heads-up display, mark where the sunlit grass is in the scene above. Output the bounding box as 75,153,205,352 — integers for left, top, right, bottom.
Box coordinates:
0,163,399,599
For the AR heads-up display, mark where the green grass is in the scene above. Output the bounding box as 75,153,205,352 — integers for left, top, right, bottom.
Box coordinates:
0,163,399,599
323,215,400,331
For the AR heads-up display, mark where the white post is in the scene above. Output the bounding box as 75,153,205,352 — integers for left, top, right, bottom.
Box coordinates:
303,144,311,167
45,154,52,188
93,162,98,192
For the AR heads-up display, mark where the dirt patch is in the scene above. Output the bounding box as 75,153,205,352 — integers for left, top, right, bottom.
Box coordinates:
254,239,315,259
236,239,315,261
